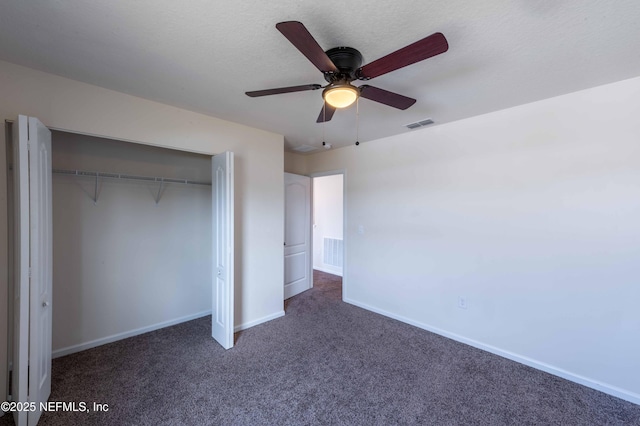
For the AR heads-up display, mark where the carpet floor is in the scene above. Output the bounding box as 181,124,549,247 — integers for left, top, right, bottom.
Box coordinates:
1,270,639,425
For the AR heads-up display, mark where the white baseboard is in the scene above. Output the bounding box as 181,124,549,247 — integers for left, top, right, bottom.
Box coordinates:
344,297,640,406
313,266,343,277
52,310,212,359
53,309,287,358
234,310,285,332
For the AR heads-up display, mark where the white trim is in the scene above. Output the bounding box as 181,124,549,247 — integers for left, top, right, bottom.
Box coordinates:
52,310,211,359
234,310,285,332
344,297,640,406
309,169,345,179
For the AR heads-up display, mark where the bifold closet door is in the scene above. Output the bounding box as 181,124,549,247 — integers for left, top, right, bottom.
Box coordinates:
13,115,53,426
211,152,234,350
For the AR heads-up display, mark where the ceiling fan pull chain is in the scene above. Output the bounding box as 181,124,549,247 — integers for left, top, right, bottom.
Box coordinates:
355,97,360,146
322,101,326,146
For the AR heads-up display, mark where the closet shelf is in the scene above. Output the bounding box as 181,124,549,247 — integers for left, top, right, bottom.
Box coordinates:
52,168,211,205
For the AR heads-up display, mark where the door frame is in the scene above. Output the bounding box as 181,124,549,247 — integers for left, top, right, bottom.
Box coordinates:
1,122,11,412
309,169,347,301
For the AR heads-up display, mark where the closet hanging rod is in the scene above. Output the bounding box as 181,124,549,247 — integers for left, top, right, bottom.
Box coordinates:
52,168,211,186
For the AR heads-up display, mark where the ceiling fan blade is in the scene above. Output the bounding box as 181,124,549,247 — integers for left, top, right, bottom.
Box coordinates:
316,103,336,123
359,85,416,110
246,84,322,97
357,32,448,80
276,21,338,73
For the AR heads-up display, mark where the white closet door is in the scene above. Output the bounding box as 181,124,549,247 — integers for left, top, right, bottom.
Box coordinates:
211,152,234,350
284,173,312,299
13,115,53,426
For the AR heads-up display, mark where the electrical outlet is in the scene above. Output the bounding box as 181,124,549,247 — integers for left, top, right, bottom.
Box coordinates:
458,296,468,310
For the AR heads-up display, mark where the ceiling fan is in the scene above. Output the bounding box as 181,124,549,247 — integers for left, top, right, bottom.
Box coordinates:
246,21,448,123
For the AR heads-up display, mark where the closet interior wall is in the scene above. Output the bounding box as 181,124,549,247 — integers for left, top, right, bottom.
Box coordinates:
51,131,212,357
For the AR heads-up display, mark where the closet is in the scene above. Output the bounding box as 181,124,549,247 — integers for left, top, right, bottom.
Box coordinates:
50,131,213,356
7,116,235,426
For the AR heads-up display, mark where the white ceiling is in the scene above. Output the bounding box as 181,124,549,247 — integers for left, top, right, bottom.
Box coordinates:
1,1,639,153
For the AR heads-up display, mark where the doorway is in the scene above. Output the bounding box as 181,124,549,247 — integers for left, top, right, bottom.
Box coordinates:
283,171,346,302
312,174,344,277
311,172,345,297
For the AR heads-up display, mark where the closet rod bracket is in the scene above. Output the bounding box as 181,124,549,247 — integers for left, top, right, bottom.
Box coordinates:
93,173,99,204
155,179,164,204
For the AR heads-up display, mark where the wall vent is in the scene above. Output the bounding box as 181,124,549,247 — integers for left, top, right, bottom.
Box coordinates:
323,237,343,268
405,118,434,129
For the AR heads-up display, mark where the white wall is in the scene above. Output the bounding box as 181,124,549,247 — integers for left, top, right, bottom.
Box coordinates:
312,175,343,276
0,59,285,379
284,151,308,175
304,76,640,404
51,132,213,356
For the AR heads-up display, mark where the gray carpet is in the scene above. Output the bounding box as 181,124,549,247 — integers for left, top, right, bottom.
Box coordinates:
2,270,639,425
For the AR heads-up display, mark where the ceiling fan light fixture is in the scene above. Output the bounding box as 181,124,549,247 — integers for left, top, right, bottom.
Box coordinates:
323,84,359,108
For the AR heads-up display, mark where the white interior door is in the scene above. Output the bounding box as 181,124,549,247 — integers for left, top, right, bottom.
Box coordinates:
284,173,311,299
13,115,53,426
13,116,30,426
211,152,234,350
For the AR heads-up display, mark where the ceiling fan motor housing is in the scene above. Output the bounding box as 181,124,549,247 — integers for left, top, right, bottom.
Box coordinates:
324,47,363,82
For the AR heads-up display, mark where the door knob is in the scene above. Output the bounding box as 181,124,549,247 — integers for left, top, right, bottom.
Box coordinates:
42,301,50,307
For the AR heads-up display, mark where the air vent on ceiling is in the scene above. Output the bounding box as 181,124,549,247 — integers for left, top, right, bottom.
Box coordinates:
292,145,316,153
405,118,434,130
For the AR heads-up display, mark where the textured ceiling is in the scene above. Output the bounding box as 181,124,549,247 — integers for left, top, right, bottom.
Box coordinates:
1,1,639,153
